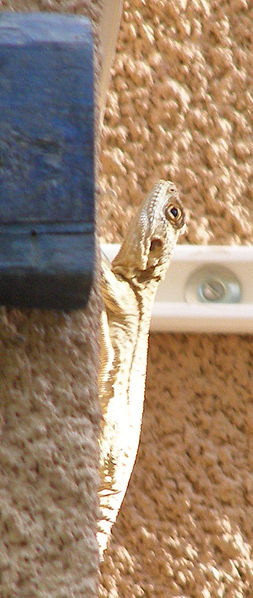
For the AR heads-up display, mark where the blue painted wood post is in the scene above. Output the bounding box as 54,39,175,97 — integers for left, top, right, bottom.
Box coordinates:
0,13,94,310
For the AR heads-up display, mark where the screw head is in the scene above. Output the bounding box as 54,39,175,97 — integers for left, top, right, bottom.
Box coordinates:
185,266,241,304
199,278,227,302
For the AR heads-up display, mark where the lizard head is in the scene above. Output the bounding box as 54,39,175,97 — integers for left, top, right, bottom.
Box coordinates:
112,180,186,283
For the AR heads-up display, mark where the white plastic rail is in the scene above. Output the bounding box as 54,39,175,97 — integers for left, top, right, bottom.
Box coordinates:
102,244,253,334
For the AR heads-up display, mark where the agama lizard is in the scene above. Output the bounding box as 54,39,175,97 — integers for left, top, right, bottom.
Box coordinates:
98,180,186,554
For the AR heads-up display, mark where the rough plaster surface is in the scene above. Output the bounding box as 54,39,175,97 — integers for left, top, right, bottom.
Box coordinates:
99,0,253,596
0,297,101,598
99,0,253,247
0,0,100,21
0,1,103,596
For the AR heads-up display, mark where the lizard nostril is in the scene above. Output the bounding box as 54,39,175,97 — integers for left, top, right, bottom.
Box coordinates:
150,238,163,252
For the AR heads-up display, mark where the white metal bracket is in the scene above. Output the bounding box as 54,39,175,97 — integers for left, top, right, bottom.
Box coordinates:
102,244,253,333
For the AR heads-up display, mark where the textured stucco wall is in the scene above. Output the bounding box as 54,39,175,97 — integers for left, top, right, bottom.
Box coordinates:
0,2,102,597
99,1,253,597
99,0,253,247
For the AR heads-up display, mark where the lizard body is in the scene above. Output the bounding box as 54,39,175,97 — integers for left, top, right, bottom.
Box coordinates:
98,180,186,554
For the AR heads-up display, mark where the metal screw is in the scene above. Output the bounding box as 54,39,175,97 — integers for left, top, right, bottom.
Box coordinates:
199,278,226,302
185,266,242,304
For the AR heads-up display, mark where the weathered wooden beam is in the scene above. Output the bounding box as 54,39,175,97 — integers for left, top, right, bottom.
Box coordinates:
0,13,94,310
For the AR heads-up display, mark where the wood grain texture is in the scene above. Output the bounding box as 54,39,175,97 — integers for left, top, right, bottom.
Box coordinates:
0,13,94,310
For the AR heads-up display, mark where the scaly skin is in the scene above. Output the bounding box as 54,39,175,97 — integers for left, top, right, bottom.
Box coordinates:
98,180,186,555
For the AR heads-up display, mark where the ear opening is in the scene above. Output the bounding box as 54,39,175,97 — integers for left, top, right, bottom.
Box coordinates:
150,238,163,253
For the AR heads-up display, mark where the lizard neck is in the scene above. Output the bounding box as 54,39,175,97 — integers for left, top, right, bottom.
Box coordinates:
101,275,158,416
122,277,158,406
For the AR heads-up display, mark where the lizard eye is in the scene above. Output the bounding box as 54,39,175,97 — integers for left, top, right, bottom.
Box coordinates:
164,203,185,229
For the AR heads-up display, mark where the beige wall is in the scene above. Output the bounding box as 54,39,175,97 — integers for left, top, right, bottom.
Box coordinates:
99,1,253,597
